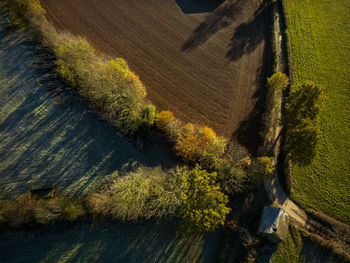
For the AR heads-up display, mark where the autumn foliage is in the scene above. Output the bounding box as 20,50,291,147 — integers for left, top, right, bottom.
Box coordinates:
156,111,175,131
175,124,226,168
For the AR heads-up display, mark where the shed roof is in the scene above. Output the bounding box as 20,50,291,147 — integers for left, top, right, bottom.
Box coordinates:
258,206,289,243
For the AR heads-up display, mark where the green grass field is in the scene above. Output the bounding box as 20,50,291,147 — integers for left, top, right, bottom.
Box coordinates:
284,0,350,224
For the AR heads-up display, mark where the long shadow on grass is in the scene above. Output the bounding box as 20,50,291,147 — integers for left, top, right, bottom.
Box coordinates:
0,221,221,262
181,0,243,52
0,22,176,199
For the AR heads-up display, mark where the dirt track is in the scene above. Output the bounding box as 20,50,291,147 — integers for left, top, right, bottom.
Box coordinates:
40,0,268,150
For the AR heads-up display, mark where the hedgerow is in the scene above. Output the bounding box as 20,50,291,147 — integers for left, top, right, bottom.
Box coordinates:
4,0,151,134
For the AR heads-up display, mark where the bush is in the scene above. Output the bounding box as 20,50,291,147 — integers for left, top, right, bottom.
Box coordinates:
179,165,231,233
215,158,248,195
156,111,175,131
267,72,289,91
175,124,227,169
256,156,275,179
136,104,157,136
0,194,85,228
88,166,188,221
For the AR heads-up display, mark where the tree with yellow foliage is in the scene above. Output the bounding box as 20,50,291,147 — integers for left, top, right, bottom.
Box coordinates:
179,165,230,233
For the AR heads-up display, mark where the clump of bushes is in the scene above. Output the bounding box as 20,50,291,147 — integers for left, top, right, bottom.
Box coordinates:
155,111,227,169
89,165,231,233
0,194,85,228
54,35,150,134
88,166,188,221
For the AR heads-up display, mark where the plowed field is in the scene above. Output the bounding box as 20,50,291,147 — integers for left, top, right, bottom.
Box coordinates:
40,0,268,151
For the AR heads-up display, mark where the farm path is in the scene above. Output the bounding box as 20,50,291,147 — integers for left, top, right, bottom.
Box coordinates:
264,178,307,226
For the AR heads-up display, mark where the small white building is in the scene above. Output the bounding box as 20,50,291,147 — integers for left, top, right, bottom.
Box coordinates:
258,206,289,243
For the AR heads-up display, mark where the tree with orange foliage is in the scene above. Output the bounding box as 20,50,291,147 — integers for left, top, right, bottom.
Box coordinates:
155,111,175,131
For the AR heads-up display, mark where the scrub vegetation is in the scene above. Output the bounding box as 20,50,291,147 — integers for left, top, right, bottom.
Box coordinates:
283,0,350,223
0,194,85,228
89,166,187,222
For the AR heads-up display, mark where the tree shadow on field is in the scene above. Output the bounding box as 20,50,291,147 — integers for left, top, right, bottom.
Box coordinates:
230,6,269,155
181,0,243,52
232,64,266,155
226,6,268,62
176,0,225,14
0,221,221,262
0,21,176,199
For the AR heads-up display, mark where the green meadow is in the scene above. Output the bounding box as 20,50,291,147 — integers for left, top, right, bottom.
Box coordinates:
284,0,350,223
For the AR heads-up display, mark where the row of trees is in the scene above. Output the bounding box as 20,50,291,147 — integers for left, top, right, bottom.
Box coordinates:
89,165,230,233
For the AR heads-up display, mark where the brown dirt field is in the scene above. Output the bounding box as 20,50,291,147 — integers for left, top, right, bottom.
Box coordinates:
40,0,269,153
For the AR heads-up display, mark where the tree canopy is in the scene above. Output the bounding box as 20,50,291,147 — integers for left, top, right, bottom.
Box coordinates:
267,72,289,91
283,81,324,165
179,165,231,233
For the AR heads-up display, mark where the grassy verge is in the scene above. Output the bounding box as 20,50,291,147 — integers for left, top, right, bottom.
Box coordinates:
270,224,348,262
270,224,303,263
283,0,350,223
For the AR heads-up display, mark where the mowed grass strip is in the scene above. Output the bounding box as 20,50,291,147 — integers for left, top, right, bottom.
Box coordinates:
284,0,350,223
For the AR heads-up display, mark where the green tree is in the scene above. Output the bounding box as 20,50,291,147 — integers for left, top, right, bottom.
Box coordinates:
256,156,275,179
267,72,289,91
285,119,321,165
179,165,231,233
284,81,324,126
283,81,324,165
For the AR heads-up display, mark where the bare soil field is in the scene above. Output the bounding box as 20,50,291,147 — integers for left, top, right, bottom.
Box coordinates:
40,0,269,152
